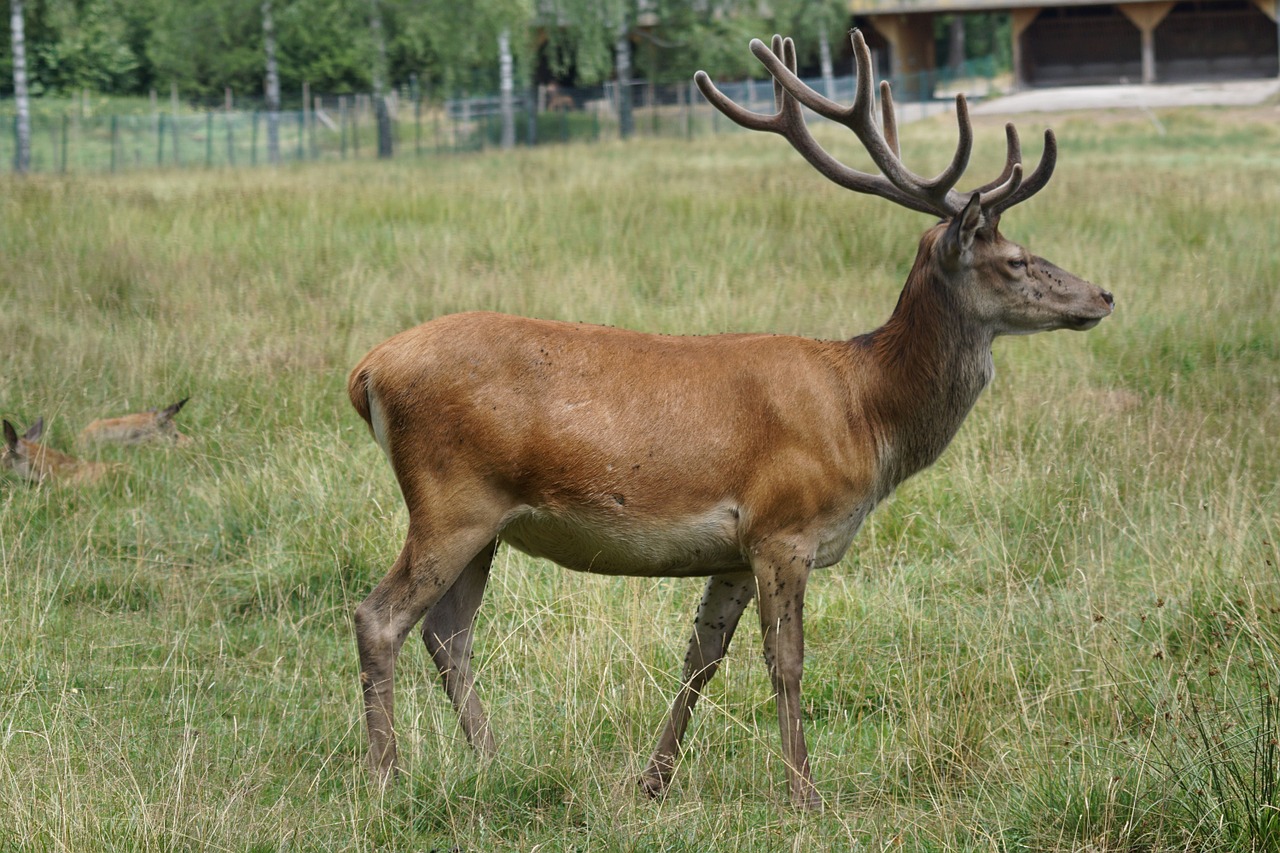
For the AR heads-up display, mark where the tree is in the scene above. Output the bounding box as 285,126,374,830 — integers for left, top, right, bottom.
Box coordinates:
262,0,280,163
9,0,30,172
31,0,139,93
770,0,850,82
368,0,388,95
498,27,514,147
379,0,532,97
531,2,741,135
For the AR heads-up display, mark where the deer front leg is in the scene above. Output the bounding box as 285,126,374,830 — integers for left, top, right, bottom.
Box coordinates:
753,546,819,809
640,572,755,798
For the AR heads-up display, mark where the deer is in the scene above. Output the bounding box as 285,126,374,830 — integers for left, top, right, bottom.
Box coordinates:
544,81,575,112
346,30,1114,810
78,397,191,447
3,418,119,485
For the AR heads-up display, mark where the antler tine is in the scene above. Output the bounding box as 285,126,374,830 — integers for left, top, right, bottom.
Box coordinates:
751,30,971,216
987,129,1057,217
771,34,786,111
850,30,972,207
694,67,787,134
700,32,1060,222
879,81,899,158
696,38,943,216
969,123,1022,195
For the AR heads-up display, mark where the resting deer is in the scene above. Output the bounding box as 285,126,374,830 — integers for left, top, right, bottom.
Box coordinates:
3,418,118,485
347,30,1114,809
79,397,191,446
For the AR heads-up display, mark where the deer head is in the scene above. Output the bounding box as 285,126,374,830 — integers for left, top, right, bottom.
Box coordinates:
695,33,1113,343
4,417,117,485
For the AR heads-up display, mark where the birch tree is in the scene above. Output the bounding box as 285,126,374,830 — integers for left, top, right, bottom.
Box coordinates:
498,27,514,148
771,0,849,89
10,0,30,172
261,0,280,163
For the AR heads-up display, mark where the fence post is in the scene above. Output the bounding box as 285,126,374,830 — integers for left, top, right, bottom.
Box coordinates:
296,110,305,161
60,113,68,173
157,112,165,165
339,97,348,159
226,112,235,167
352,100,361,158
312,96,321,159
376,95,393,158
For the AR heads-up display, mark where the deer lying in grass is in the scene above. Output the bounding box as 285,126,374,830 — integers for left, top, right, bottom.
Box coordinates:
3,418,118,485
79,397,191,446
347,30,1114,809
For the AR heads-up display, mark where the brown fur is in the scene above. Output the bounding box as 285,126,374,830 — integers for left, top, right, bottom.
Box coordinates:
3,418,118,485
346,205,1114,807
78,398,190,446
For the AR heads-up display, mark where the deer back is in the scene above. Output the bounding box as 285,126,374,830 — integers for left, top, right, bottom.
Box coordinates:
79,398,191,446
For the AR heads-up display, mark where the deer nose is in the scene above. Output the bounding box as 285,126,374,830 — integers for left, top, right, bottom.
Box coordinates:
1100,289,1115,308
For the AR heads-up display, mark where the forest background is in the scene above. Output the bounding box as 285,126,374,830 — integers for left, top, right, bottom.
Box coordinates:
0,0,1010,105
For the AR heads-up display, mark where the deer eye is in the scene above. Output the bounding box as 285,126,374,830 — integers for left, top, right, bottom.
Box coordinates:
1008,258,1027,270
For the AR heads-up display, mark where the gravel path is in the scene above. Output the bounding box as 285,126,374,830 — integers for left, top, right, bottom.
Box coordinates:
971,78,1280,115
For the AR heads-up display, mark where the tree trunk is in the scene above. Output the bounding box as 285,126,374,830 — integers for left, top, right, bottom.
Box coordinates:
262,0,281,164
375,95,393,158
369,0,392,158
615,22,633,140
10,0,31,173
369,0,388,96
949,16,966,77
818,30,836,100
498,28,515,149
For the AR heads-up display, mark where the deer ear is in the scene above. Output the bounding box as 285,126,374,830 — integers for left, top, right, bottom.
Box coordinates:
25,417,44,441
942,193,985,266
159,397,189,423
3,420,17,450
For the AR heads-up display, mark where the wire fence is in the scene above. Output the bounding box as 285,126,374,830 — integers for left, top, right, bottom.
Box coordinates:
1,59,1001,174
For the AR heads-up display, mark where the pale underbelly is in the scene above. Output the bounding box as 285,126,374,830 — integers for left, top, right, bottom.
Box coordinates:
497,500,872,577
498,505,746,578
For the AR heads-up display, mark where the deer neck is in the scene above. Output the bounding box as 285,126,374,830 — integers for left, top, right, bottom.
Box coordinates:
854,257,995,490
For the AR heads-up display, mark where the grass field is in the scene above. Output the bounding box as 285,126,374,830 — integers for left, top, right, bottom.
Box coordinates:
1,102,1278,851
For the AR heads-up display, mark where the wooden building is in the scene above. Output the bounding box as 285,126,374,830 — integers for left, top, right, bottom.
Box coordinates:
848,0,1280,87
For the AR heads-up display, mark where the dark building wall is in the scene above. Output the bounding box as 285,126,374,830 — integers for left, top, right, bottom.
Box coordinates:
1023,5,1143,84
1019,0,1278,84
1158,1,1279,79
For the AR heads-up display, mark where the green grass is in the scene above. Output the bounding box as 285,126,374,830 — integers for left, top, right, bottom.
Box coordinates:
2,105,1278,851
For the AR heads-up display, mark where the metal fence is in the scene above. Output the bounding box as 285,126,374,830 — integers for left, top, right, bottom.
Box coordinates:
2,60,1000,174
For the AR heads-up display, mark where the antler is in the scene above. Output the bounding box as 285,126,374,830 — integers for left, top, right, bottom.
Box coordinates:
694,30,1057,220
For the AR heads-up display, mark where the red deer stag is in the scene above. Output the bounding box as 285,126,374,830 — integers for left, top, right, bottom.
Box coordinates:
347,30,1114,809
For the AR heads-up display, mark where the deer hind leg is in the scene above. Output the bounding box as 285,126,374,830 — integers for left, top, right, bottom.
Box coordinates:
640,571,755,798
421,538,497,755
354,520,500,784
753,546,819,810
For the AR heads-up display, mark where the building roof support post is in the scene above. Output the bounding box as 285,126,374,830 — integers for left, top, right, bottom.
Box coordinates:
1010,7,1041,90
1118,2,1175,84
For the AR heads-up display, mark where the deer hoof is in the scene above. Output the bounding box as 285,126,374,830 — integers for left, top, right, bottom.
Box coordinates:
637,771,668,799
791,784,822,811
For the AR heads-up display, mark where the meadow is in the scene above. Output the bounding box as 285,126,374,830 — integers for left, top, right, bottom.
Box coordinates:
1,101,1278,851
